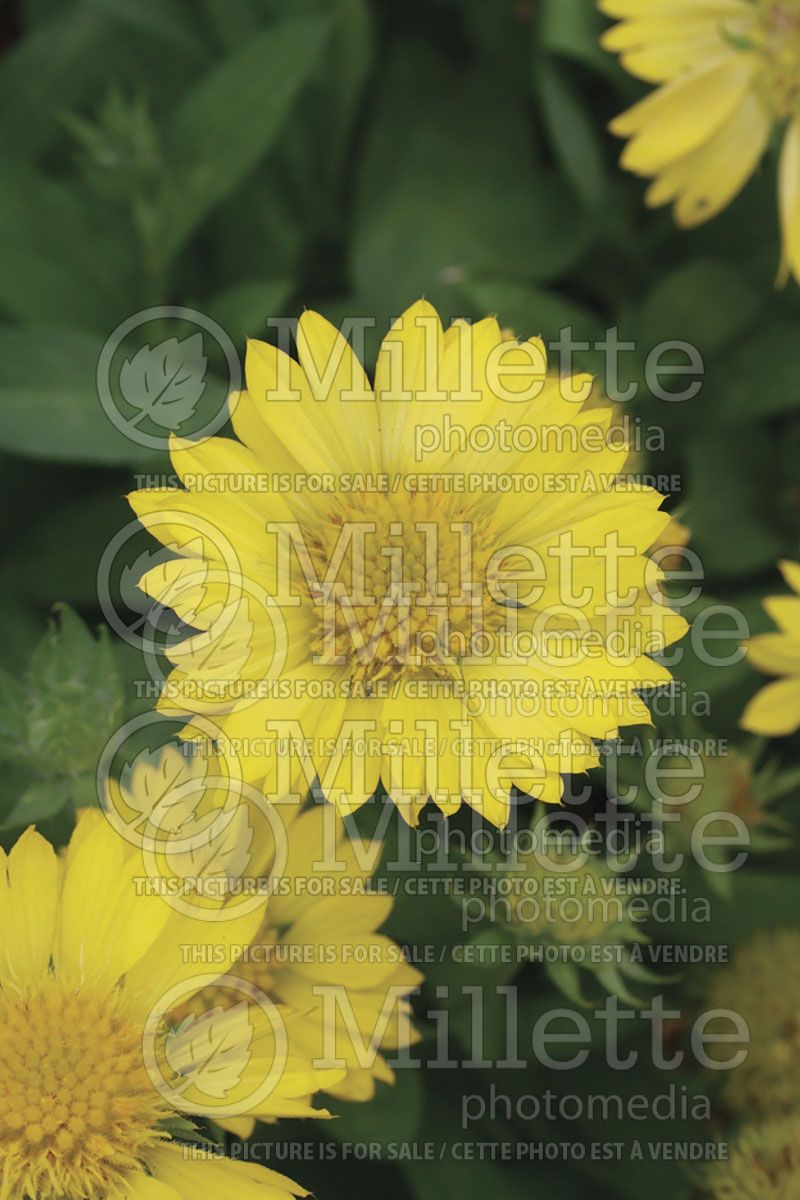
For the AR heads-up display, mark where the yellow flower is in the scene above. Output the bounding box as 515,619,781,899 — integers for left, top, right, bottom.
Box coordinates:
129,300,687,827
600,0,800,283
173,804,422,1138
0,811,342,1200
109,748,421,1122
741,560,800,735
704,1114,800,1198
705,928,800,1118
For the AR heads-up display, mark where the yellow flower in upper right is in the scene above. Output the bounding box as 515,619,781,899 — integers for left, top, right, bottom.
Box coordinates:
599,0,800,283
741,560,800,735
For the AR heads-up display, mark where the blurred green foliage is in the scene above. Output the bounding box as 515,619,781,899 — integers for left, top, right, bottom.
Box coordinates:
1,2,799,1198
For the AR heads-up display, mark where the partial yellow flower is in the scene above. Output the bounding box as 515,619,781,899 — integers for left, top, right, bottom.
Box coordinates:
0,811,342,1200
741,560,800,735
110,748,421,1123
129,300,687,827
600,0,800,283
174,805,422,1138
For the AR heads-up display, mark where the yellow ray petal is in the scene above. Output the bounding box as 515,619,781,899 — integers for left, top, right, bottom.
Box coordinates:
147,1144,308,1200
57,815,172,988
741,674,800,736
780,560,800,595
613,55,757,176
747,633,800,676
0,828,59,987
646,90,771,226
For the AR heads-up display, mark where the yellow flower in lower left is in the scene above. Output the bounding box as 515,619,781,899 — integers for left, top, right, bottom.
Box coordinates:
0,812,343,1200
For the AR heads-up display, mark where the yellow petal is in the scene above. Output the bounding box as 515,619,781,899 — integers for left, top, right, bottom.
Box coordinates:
764,596,800,638
119,1170,182,1200
147,1144,308,1200
779,560,800,596
57,816,171,988
746,633,800,676
295,310,378,471
241,342,339,476
123,902,267,1013
741,675,800,736
613,54,757,176
374,299,445,467
601,0,749,16
646,91,771,227
0,828,59,987
779,114,800,286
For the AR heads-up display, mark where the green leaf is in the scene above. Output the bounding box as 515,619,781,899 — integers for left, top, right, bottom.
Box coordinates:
0,778,72,832
199,0,264,49
0,597,40,674
406,1085,572,1200
352,40,588,318
638,259,763,360
538,0,618,78
0,168,135,329
537,60,609,208
0,11,107,159
320,0,373,191
684,429,785,578
205,278,293,344
0,327,158,465
82,0,208,57
159,16,331,260
704,320,800,425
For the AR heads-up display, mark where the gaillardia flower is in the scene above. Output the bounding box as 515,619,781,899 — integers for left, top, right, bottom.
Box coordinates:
741,560,800,735
129,301,687,827
600,0,800,283
0,811,342,1200
110,748,421,1135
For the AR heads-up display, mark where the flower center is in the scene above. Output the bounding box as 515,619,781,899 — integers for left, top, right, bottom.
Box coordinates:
299,491,515,689
754,0,800,116
0,981,169,1200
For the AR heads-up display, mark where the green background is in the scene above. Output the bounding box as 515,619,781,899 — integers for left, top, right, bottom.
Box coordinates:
0,1,799,1197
